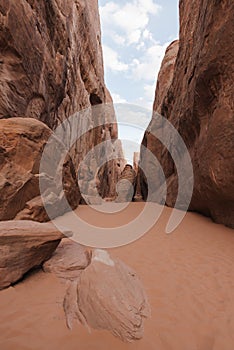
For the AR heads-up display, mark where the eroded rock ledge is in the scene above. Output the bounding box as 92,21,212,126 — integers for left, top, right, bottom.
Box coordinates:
0,220,68,290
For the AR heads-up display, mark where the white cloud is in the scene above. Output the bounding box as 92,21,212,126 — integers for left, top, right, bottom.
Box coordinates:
144,83,156,101
136,42,145,50
143,29,154,41
130,42,169,81
112,93,127,104
132,83,158,109
142,83,156,109
99,0,170,109
128,29,142,45
102,45,129,72
100,0,161,46
138,0,161,14
112,32,126,46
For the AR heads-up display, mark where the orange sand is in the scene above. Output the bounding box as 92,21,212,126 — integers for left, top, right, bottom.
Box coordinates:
1,203,234,350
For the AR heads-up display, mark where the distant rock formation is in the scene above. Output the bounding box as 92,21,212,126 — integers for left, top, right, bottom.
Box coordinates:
116,165,136,202
133,152,143,202
0,220,68,290
139,0,234,228
79,138,124,204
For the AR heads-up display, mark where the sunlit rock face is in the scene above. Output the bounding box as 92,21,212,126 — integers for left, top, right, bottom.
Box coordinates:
153,40,179,113
0,0,125,209
139,0,234,228
139,41,179,205
0,117,80,221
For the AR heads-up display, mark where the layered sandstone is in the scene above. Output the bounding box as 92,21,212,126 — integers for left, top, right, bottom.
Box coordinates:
0,0,108,126
0,117,80,221
116,165,136,203
153,40,179,113
0,0,125,210
140,0,234,227
0,220,68,289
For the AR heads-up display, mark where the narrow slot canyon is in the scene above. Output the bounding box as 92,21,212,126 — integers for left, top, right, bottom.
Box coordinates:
0,0,233,349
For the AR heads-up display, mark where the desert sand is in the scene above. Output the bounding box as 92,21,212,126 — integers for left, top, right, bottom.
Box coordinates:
0,202,234,350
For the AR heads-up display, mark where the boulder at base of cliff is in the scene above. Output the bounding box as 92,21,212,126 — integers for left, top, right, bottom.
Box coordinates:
0,117,80,222
0,220,68,290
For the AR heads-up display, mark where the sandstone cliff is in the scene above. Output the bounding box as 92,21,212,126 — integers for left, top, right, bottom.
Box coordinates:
140,0,234,228
153,40,179,113
0,0,124,217
0,0,108,125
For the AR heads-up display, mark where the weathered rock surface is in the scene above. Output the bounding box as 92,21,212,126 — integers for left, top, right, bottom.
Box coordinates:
0,0,108,126
97,140,125,200
0,220,68,289
116,165,136,203
153,40,179,113
140,0,234,227
64,250,150,342
0,0,124,208
0,117,80,221
79,138,124,204
133,152,143,202
43,239,91,281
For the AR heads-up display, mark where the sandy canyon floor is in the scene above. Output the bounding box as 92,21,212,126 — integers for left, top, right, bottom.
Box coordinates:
0,203,234,350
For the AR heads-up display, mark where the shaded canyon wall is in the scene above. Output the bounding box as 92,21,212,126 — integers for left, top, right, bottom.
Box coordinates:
139,0,234,228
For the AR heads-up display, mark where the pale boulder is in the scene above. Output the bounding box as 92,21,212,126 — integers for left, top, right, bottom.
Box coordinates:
64,250,151,342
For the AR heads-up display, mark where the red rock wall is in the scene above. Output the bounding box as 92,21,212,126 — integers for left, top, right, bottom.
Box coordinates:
0,0,107,125
153,40,179,113
0,0,124,205
140,0,234,228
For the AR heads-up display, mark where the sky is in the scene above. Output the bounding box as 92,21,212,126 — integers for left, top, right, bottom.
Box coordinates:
98,0,179,163
99,0,179,109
